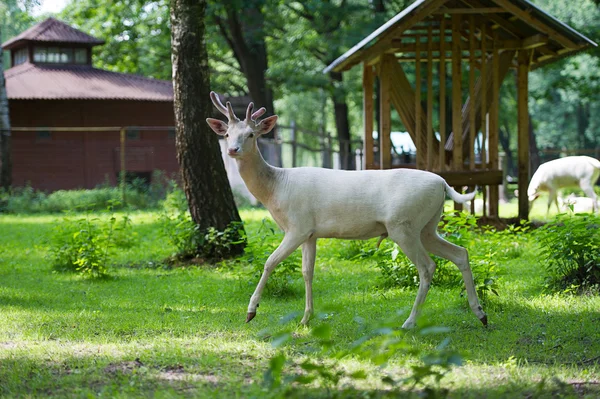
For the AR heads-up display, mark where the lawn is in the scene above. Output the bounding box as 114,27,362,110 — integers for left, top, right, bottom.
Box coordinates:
0,208,599,398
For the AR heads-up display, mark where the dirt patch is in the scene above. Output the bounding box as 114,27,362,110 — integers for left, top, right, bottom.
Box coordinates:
157,366,219,385
104,358,144,374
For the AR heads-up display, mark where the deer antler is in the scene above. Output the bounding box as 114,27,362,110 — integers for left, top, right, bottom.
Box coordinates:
245,102,254,124
251,107,266,121
210,91,239,122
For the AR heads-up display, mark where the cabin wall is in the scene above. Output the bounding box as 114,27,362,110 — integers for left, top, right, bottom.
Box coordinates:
9,99,178,191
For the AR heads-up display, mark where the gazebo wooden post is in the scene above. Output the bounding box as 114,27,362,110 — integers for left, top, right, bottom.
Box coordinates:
379,55,393,169
438,18,446,171
426,25,434,171
363,63,374,170
415,35,423,169
517,50,532,220
480,23,488,217
488,32,500,218
452,15,463,210
451,15,462,171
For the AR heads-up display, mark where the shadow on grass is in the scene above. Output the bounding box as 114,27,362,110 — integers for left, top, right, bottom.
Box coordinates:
1,348,598,398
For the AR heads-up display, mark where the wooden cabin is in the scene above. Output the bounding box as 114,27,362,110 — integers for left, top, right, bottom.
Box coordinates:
2,18,253,192
325,0,596,220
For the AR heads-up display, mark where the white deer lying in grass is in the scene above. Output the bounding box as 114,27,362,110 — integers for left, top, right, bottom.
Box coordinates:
528,156,600,214
206,92,487,328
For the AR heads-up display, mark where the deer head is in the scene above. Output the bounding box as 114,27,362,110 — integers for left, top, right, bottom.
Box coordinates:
206,91,278,158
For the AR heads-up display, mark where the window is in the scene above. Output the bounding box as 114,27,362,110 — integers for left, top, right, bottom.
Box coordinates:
13,48,28,65
46,47,60,63
33,47,47,63
74,48,87,64
33,46,87,64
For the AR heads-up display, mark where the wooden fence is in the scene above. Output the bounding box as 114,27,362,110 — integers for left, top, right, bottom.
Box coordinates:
266,122,364,170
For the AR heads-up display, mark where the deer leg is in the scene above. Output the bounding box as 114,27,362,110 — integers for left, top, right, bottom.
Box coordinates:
300,237,317,325
387,228,436,329
247,232,306,322
580,182,598,213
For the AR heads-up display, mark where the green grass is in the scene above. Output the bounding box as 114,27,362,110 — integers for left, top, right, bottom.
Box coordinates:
0,209,599,398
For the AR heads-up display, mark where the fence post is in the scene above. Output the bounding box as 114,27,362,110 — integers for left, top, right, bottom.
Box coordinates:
120,127,126,204
290,120,297,168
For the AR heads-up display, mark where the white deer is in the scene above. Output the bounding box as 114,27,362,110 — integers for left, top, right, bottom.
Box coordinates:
528,156,600,214
206,92,487,328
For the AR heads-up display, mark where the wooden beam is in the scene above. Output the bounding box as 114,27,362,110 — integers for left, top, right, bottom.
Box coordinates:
379,55,393,169
415,35,424,169
446,49,516,157
460,0,521,38
427,25,434,171
502,34,548,50
387,60,441,169
331,0,450,72
439,18,447,171
517,50,532,220
469,16,476,170
452,15,463,170
490,0,578,48
434,7,505,14
438,170,503,186
489,32,500,217
480,23,487,170
363,63,375,170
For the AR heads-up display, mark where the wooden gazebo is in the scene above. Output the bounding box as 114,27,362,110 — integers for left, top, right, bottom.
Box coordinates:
325,0,596,220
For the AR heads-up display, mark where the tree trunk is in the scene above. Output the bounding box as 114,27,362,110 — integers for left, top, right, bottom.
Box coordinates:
170,0,245,256
329,71,354,170
0,25,11,191
218,5,280,166
499,121,515,177
576,101,590,149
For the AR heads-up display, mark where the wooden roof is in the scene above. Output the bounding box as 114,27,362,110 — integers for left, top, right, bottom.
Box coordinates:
5,63,173,101
324,0,597,73
1,18,104,50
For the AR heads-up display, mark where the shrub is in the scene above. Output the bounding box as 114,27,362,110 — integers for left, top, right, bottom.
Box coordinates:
262,313,462,397
159,187,246,261
535,213,600,293
1,172,174,214
50,216,114,278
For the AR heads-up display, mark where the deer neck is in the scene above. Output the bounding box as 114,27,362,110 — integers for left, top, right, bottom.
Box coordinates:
236,147,279,205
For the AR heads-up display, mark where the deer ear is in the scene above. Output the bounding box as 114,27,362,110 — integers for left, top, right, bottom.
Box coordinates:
206,118,228,136
258,115,278,135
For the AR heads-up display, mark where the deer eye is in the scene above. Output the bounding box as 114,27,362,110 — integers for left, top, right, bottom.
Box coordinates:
249,133,255,138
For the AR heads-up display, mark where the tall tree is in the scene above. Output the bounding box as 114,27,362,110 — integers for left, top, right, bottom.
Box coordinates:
170,0,245,256
208,1,276,136
61,0,172,80
0,26,11,190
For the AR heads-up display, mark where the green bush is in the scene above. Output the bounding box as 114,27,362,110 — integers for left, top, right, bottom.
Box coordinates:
535,213,600,294
1,171,173,214
159,188,246,261
50,217,113,278
262,313,462,397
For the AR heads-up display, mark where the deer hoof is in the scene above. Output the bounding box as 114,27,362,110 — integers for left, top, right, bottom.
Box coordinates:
246,312,256,323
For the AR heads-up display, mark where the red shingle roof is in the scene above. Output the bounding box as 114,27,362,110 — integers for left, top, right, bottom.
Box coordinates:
1,17,104,50
5,63,173,101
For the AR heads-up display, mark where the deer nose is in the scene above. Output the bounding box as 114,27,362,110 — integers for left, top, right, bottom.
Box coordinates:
228,147,240,155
